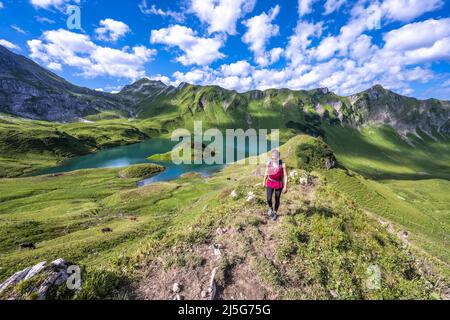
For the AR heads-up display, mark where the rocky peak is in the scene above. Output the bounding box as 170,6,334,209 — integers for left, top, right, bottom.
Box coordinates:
177,82,189,90
120,78,168,93
0,45,130,122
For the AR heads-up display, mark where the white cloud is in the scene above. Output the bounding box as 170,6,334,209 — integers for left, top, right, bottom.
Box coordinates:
95,19,131,42
146,74,173,86
324,0,347,15
220,60,252,77
139,0,185,22
298,0,318,17
383,18,450,51
150,25,225,66
30,0,80,9
242,5,281,67
167,17,450,96
173,68,213,85
11,25,26,34
376,18,450,66
0,39,20,50
349,34,378,64
382,0,443,22
189,0,256,35
26,0,448,99
0,2,4,9
312,0,443,63
47,62,62,71
28,29,156,79
268,47,284,65
215,75,253,91
402,37,450,65
252,68,290,90
36,16,56,24
313,2,384,61
285,21,323,67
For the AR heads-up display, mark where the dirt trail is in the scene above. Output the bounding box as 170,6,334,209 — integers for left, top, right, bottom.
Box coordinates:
133,178,317,300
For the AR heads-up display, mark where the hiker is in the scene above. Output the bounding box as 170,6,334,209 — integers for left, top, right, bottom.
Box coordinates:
262,150,288,221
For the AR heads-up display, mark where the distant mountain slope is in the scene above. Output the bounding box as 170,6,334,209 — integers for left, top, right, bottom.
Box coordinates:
348,85,450,135
120,78,450,138
1,45,449,137
0,45,130,122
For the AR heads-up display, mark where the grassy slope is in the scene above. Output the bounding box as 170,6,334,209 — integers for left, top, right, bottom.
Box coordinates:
324,125,450,180
0,115,168,178
323,125,450,263
0,135,447,300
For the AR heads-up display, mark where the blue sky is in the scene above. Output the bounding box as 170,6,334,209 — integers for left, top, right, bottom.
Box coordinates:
0,0,449,99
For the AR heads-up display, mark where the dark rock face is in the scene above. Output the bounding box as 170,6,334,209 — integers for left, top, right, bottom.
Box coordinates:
118,78,174,104
348,85,450,135
0,45,130,122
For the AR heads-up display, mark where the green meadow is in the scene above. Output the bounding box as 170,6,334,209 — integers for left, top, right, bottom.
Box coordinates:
323,125,450,263
0,114,448,299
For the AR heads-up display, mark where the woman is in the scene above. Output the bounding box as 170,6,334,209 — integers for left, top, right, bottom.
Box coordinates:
262,150,288,221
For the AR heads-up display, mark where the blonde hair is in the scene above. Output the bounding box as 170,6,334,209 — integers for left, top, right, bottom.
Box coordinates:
271,150,280,159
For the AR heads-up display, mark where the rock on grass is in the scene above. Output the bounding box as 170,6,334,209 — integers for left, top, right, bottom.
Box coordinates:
118,163,165,179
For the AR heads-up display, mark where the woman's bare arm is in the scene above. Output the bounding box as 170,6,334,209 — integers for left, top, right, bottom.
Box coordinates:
262,164,269,188
282,163,288,193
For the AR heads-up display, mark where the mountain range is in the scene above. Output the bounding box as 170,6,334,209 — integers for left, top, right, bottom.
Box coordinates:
0,45,449,138
0,45,449,301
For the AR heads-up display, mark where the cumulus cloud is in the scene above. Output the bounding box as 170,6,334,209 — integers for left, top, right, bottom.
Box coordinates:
383,18,450,51
172,64,255,92
150,25,225,66
382,0,443,22
189,0,256,35
139,0,185,22
95,19,131,42
24,0,449,98
298,0,318,17
313,2,383,61
165,13,450,96
242,5,281,67
286,21,323,67
323,0,347,15
220,60,252,77
313,0,444,62
0,39,20,51
30,0,80,9
372,18,450,67
28,29,156,79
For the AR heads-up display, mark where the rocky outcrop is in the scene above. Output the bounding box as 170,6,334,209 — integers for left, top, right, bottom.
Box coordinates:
348,85,450,136
0,258,74,300
0,45,130,122
118,78,175,105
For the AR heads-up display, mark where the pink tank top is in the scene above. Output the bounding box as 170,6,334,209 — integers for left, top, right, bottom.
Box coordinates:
267,160,284,190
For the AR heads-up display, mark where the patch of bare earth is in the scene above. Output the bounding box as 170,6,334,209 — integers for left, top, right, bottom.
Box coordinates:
132,178,317,300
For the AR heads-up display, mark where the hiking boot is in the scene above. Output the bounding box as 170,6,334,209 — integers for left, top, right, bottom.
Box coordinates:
267,208,274,218
272,212,278,221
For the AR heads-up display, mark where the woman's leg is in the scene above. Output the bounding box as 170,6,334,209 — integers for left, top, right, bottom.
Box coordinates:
274,188,282,212
267,187,274,209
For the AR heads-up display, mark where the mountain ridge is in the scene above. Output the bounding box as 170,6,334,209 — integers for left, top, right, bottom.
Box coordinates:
0,45,131,121
1,45,449,137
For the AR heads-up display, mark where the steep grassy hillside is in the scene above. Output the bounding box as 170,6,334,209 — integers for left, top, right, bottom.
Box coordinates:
321,125,450,264
324,125,450,180
0,135,448,300
0,115,167,178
